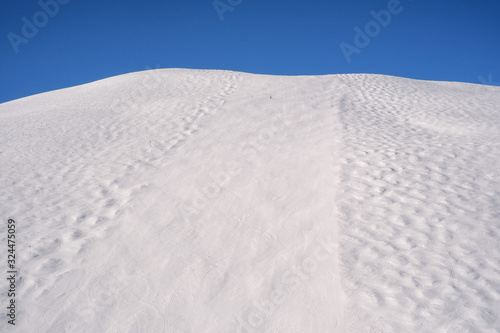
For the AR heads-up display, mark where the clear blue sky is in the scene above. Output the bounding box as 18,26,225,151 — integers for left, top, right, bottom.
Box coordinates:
1,0,499,103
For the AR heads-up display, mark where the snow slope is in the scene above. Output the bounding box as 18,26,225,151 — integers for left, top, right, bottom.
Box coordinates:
0,69,499,332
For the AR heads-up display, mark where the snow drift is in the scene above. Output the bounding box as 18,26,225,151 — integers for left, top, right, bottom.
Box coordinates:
1,69,499,332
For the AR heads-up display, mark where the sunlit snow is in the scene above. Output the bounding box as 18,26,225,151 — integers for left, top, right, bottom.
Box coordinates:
1,69,499,332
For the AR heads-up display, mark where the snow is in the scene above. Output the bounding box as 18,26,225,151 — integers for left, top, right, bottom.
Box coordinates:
0,69,499,332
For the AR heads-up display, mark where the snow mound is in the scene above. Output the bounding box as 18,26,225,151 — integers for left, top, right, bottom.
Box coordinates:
1,69,499,332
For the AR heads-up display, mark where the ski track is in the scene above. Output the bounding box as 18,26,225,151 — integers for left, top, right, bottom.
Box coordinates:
0,70,499,332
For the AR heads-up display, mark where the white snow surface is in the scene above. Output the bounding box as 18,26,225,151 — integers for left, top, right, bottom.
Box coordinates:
1,69,499,332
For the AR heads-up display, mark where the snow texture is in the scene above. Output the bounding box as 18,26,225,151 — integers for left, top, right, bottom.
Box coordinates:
0,69,499,332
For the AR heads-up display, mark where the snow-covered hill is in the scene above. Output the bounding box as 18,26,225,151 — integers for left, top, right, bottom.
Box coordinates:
1,69,499,332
